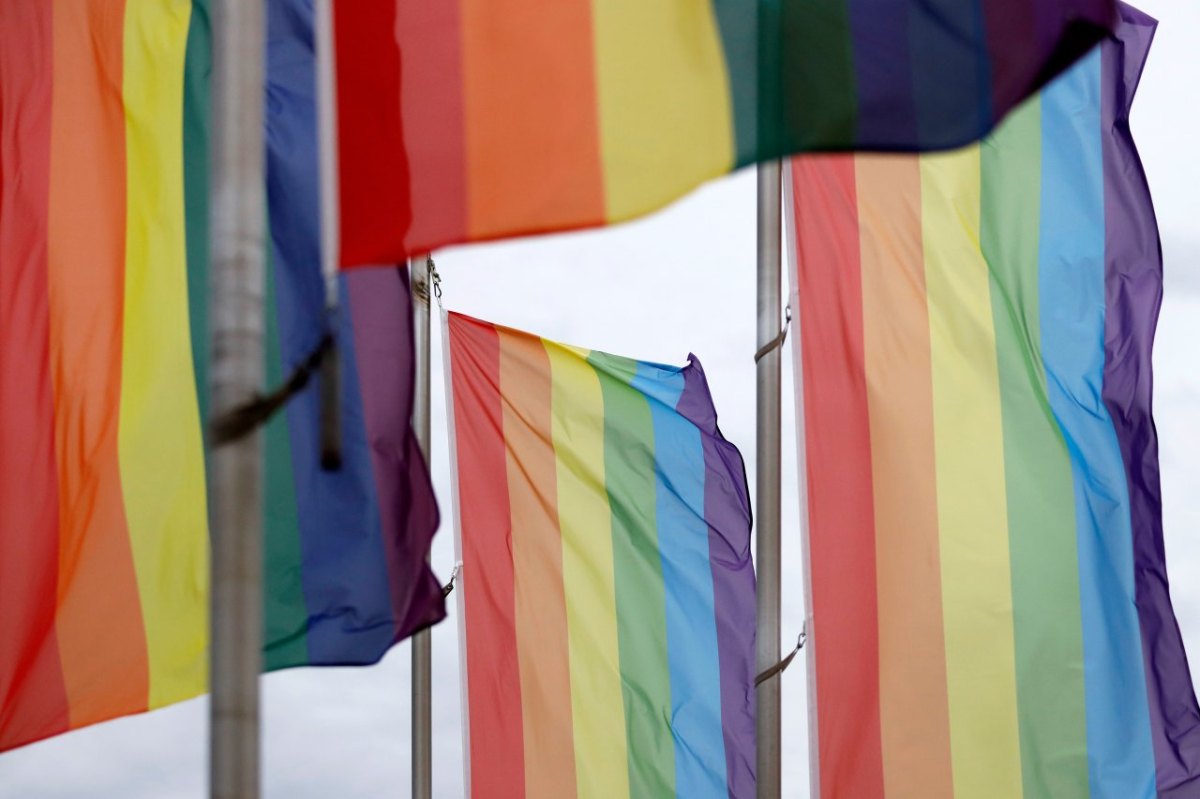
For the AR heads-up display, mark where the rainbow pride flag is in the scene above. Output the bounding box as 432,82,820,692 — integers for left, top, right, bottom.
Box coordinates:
445,312,756,798
788,5,1200,797
0,0,209,753
0,0,443,753
329,0,1116,266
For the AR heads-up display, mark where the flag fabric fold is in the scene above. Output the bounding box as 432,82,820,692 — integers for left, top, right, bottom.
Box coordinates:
445,312,755,799
788,5,1200,797
329,0,1117,266
0,0,444,753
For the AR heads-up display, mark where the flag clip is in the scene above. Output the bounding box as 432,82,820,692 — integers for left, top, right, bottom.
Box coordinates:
415,255,443,308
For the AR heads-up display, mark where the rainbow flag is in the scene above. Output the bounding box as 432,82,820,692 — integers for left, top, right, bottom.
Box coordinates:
0,0,443,753
329,0,1116,266
788,5,1200,797
445,312,756,798
0,0,209,753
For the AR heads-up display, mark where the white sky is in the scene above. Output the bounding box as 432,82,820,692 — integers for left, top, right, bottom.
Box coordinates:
2,1,1196,795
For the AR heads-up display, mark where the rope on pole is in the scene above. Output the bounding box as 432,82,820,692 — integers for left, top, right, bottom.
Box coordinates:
754,626,807,687
753,304,792,364
209,334,333,447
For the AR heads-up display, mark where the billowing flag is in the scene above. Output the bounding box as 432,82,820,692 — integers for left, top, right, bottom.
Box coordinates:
0,0,443,753
262,0,445,671
445,312,755,798
328,0,1117,266
789,5,1200,797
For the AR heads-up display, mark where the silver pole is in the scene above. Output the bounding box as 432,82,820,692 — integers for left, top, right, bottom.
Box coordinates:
756,161,783,799
410,257,433,799
208,0,265,795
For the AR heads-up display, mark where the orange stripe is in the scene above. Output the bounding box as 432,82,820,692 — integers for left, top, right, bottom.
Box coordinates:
47,0,148,727
497,327,578,798
460,0,604,240
856,155,955,796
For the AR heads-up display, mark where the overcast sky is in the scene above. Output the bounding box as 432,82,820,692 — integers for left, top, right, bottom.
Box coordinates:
2,1,1197,796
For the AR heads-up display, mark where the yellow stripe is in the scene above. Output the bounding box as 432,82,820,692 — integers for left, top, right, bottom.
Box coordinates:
921,149,1024,797
591,0,733,222
120,0,209,709
544,341,630,799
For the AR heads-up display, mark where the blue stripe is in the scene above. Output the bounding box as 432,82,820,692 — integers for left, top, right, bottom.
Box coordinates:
266,0,397,665
847,0,917,147
908,0,993,147
1038,49,1156,798
631,362,728,797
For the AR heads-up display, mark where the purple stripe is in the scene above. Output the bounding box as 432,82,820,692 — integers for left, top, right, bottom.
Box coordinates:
346,266,446,642
1028,0,1118,104
676,355,756,799
1100,6,1200,794
846,0,916,146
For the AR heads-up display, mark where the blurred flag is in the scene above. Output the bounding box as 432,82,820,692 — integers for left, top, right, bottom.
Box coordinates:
789,5,1200,797
326,0,1117,266
0,0,209,753
262,0,445,672
445,312,755,798
0,0,443,753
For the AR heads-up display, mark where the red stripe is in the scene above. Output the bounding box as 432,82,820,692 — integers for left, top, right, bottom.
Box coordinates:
0,0,71,751
448,313,526,798
791,156,886,798
333,0,414,267
393,0,467,257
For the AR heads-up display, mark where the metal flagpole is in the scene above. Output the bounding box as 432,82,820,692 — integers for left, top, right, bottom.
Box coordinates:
756,160,783,799
411,256,433,799
209,0,265,795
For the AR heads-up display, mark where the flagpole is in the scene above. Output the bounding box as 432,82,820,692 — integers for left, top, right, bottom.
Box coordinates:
209,0,265,795
756,160,783,799
411,256,433,799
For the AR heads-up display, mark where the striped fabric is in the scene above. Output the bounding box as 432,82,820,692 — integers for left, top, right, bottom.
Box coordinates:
789,5,1200,797
445,312,755,799
330,0,1117,266
0,0,208,751
0,0,444,752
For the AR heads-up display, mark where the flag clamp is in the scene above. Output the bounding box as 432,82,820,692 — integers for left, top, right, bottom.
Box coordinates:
442,561,463,597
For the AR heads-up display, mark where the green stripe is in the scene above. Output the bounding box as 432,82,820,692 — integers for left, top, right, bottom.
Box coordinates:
183,0,210,432
710,0,759,165
775,0,857,151
587,351,676,797
261,229,309,669
716,0,864,162
183,0,308,668
980,99,1089,798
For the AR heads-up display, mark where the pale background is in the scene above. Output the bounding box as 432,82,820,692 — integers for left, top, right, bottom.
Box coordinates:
2,0,1196,795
